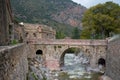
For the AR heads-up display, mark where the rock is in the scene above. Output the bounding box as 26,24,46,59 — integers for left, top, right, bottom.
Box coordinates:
28,73,36,80
99,75,112,80
84,75,91,79
28,57,52,80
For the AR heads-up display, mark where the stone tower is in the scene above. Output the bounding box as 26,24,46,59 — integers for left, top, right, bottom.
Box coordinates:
0,0,13,45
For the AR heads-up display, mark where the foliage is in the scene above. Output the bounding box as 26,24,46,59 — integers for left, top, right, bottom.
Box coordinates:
10,39,18,45
79,72,103,80
57,72,102,80
58,45,62,48
42,76,47,80
31,72,47,80
32,73,38,80
10,0,81,37
66,48,80,54
81,2,120,39
56,31,66,39
58,72,70,80
72,27,81,39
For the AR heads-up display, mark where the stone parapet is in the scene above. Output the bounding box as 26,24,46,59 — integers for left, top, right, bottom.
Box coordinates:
33,39,107,46
106,35,120,80
0,43,28,80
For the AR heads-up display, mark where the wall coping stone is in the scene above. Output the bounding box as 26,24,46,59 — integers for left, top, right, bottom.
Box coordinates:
0,43,24,52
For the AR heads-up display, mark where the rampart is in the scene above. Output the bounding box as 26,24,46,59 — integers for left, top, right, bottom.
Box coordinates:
106,35,120,80
0,44,28,80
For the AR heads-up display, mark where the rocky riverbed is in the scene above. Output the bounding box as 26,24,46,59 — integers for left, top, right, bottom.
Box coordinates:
27,53,105,80
27,58,52,80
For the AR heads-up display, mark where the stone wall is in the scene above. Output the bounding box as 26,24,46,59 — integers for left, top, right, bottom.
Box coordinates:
0,0,13,45
27,44,36,58
106,35,120,80
0,44,28,80
34,43,107,70
23,23,56,42
0,0,8,45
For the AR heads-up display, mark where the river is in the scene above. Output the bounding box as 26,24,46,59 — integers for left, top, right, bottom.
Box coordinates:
28,52,104,80
50,53,104,80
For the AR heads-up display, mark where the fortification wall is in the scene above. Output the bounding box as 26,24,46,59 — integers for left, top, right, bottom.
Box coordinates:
0,44,28,80
106,35,120,80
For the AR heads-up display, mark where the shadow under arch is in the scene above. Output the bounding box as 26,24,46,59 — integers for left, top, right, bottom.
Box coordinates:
60,47,82,67
98,58,106,67
36,49,44,62
36,49,43,55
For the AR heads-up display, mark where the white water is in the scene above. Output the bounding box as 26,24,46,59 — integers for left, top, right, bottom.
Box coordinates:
62,53,91,78
45,53,104,80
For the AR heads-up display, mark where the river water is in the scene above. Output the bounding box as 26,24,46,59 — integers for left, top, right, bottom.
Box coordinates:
63,54,88,78
50,53,104,80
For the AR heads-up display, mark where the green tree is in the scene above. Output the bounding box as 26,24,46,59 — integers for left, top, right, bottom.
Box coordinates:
81,2,120,39
72,27,80,39
56,31,65,39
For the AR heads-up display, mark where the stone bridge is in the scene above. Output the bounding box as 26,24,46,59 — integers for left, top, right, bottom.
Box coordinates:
29,39,108,70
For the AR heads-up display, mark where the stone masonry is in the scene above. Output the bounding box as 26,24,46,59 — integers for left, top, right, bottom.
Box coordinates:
0,0,13,45
31,39,107,70
23,23,56,42
106,35,120,80
0,44,28,80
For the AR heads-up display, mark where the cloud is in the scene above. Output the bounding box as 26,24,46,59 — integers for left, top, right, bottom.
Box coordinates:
72,0,120,8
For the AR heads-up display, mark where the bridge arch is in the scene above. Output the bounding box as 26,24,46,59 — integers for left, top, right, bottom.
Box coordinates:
31,39,107,70
36,49,44,62
98,58,106,67
36,49,43,55
59,47,91,67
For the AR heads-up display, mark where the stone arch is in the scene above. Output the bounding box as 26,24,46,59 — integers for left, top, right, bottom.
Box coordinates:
98,58,106,67
59,47,89,67
34,45,47,58
36,49,43,55
36,49,44,62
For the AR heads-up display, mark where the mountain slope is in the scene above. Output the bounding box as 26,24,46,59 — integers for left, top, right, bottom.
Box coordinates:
11,0,86,37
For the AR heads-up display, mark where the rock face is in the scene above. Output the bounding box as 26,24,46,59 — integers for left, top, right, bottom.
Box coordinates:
27,57,52,80
11,0,86,27
106,35,120,80
0,44,28,80
10,0,87,37
51,5,86,27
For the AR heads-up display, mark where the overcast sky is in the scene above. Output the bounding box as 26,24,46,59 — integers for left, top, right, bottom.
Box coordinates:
72,0,120,8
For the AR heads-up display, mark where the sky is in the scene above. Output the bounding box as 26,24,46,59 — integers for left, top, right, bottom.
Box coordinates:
72,0,120,8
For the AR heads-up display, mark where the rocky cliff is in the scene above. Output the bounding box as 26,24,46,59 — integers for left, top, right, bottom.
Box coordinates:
10,0,86,37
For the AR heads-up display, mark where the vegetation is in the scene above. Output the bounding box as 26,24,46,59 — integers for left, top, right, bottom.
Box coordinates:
10,0,85,37
57,72,103,80
81,2,120,39
58,45,62,48
65,48,80,54
58,72,70,80
32,72,39,80
72,27,81,39
10,39,18,45
56,31,66,39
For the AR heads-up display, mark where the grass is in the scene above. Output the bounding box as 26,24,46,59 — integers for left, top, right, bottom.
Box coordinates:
57,72,103,80
79,72,103,80
32,73,39,80
10,39,18,45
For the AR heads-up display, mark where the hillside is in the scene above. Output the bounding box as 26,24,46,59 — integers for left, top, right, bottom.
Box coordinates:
10,0,86,37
